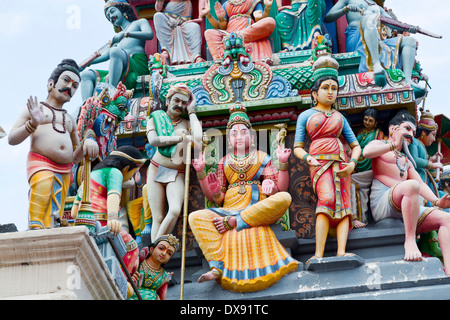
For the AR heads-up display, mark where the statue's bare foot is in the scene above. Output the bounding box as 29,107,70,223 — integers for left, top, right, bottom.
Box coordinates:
213,216,236,234
353,220,366,229
404,240,423,262
198,271,220,283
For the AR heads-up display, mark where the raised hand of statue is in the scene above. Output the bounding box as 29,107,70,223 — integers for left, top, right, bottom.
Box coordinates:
214,1,226,21
264,0,273,9
430,152,444,163
207,172,222,196
276,145,291,164
27,96,44,127
262,179,276,195
199,0,211,18
192,150,206,173
391,125,408,149
437,194,450,209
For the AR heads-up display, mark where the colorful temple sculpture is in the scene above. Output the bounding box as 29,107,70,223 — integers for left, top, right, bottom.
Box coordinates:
5,0,450,300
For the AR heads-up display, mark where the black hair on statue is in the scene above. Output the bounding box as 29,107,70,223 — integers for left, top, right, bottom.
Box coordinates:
363,107,379,122
93,145,143,172
48,59,80,84
388,110,417,128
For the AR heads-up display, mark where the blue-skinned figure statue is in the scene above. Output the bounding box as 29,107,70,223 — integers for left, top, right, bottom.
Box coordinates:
80,0,154,101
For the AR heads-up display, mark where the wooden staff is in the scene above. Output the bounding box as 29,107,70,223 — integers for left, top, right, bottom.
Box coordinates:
180,138,193,300
436,138,442,181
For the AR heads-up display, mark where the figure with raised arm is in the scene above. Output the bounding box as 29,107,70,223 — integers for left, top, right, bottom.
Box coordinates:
200,0,276,63
363,110,450,274
324,0,423,90
80,0,154,101
8,59,99,230
189,103,298,293
128,234,179,300
293,52,361,261
275,0,326,51
146,83,202,242
71,145,146,236
154,0,205,65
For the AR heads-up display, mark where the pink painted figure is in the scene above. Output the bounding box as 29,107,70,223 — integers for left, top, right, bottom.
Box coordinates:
364,110,450,274
200,0,276,62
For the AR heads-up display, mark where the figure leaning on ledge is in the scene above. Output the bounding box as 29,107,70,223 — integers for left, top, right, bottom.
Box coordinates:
8,59,99,230
71,145,146,236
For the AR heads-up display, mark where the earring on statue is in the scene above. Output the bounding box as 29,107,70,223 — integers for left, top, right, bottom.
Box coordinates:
124,13,128,20
313,99,318,106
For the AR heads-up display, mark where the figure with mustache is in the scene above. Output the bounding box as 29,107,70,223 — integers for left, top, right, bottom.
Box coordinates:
145,83,202,242
80,0,153,101
8,59,99,230
364,110,450,275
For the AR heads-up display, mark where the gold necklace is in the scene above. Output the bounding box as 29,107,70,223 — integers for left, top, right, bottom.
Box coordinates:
313,107,334,118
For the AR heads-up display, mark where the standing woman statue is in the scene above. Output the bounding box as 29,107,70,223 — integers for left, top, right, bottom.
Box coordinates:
293,53,361,261
80,0,154,101
189,103,298,293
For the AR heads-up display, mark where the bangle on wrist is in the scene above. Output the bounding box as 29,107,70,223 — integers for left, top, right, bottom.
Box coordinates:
350,158,358,165
343,6,350,14
426,161,433,170
213,192,221,199
197,170,207,180
279,162,289,171
25,120,37,134
303,153,310,162
432,199,439,207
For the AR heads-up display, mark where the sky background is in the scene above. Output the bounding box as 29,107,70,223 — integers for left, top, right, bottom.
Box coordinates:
0,0,449,231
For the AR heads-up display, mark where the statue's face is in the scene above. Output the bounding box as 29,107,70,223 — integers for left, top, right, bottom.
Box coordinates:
105,6,125,26
49,70,80,104
313,79,338,107
390,121,416,145
421,129,437,147
150,241,175,265
363,115,377,131
167,92,190,117
228,123,252,153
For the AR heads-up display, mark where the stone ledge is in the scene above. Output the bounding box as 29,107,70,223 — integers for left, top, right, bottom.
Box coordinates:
0,227,124,300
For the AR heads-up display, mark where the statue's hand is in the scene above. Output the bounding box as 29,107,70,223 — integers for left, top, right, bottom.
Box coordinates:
408,26,418,34
112,32,126,45
83,138,99,160
27,96,44,127
278,6,292,12
262,179,276,195
107,219,122,236
306,155,320,166
199,0,211,18
336,162,356,178
214,1,226,21
276,145,291,164
437,194,450,209
264,0,273,8
207,172,222,196
347,4,362,13
192,150,206,172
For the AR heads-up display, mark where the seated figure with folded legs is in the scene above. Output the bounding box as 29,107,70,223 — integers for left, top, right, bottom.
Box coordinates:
363,110,450,274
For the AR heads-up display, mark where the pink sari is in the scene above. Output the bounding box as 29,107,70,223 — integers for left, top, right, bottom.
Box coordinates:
205,0,275,60
307,111,354,229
